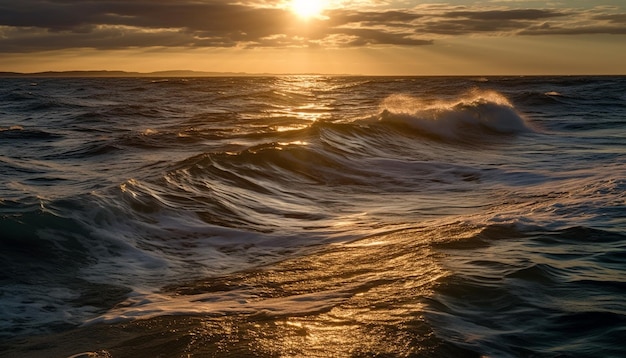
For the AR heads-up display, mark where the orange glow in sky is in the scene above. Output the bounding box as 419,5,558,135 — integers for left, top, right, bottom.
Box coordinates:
0,1,625,75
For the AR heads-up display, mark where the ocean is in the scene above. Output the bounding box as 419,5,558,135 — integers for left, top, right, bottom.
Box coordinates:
0,76,624,357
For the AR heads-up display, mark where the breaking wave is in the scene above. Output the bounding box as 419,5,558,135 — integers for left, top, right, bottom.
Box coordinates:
372,90,532,142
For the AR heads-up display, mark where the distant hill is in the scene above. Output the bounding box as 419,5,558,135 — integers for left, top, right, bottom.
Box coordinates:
0,70,328,77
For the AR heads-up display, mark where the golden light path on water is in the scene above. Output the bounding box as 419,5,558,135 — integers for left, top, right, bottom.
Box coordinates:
11,224,483,357
131,225,476,357
269,75,337,130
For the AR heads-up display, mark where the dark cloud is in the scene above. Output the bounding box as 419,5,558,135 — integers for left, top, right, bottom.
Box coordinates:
520,24,626,35
594,13,626,24
0,26,208,52
0,0,295,51
0,1,624,52
0,1,291,37
419,18,530,35
419,8,568,35
442,9,565,21
327,9,423,26
418,8,626,36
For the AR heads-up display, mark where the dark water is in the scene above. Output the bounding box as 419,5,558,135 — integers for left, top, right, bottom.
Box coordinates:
0,76,624,357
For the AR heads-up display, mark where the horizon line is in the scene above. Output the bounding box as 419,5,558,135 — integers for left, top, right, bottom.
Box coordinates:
1,70,625,77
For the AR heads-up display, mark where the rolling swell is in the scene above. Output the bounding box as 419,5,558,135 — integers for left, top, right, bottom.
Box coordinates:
144,117,496,235
122,88,529,235
145,143,367,233
88,86,539,263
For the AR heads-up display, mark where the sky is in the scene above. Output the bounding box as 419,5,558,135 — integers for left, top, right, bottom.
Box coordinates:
1,0,625,75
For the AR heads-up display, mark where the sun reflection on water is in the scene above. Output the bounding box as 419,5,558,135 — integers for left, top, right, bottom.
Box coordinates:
272,76,336,123
211,227,462,356
12,225,483,357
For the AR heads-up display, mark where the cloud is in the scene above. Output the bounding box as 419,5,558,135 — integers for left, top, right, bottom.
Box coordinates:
0,0,624,52
0,1,293,48
416,6,626,37
520,24,626,35
442,9,565,21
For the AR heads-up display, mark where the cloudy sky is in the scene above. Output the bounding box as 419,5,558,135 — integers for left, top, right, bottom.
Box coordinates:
1,0,625,74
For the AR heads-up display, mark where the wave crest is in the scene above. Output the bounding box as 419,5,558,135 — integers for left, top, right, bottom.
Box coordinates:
375,90,531,141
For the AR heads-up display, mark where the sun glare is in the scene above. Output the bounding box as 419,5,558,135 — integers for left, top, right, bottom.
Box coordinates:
290,0,327,19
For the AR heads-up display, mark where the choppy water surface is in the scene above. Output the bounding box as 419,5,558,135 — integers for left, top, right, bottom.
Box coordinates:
0,76,625,357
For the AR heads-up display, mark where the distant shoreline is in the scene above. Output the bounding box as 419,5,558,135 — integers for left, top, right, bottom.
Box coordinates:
0,70,271,78
0,70,358,78
1,71,625,78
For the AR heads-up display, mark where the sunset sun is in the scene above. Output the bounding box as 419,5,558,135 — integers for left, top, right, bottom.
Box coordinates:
289,0,327,19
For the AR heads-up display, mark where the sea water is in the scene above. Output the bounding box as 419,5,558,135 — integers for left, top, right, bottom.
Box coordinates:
0,76,624,357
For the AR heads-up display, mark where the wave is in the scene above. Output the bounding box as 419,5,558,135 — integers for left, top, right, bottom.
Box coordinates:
0,201,132,337
428,224,626,357
54,141,123,158
41,89,559,254
0,125,61,140
368,89,532,142
510,90,572,107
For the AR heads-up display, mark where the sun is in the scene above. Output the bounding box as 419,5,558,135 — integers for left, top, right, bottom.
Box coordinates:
289,0,327,19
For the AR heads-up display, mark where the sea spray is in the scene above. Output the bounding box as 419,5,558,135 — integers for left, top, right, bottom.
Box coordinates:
376,89,531,140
